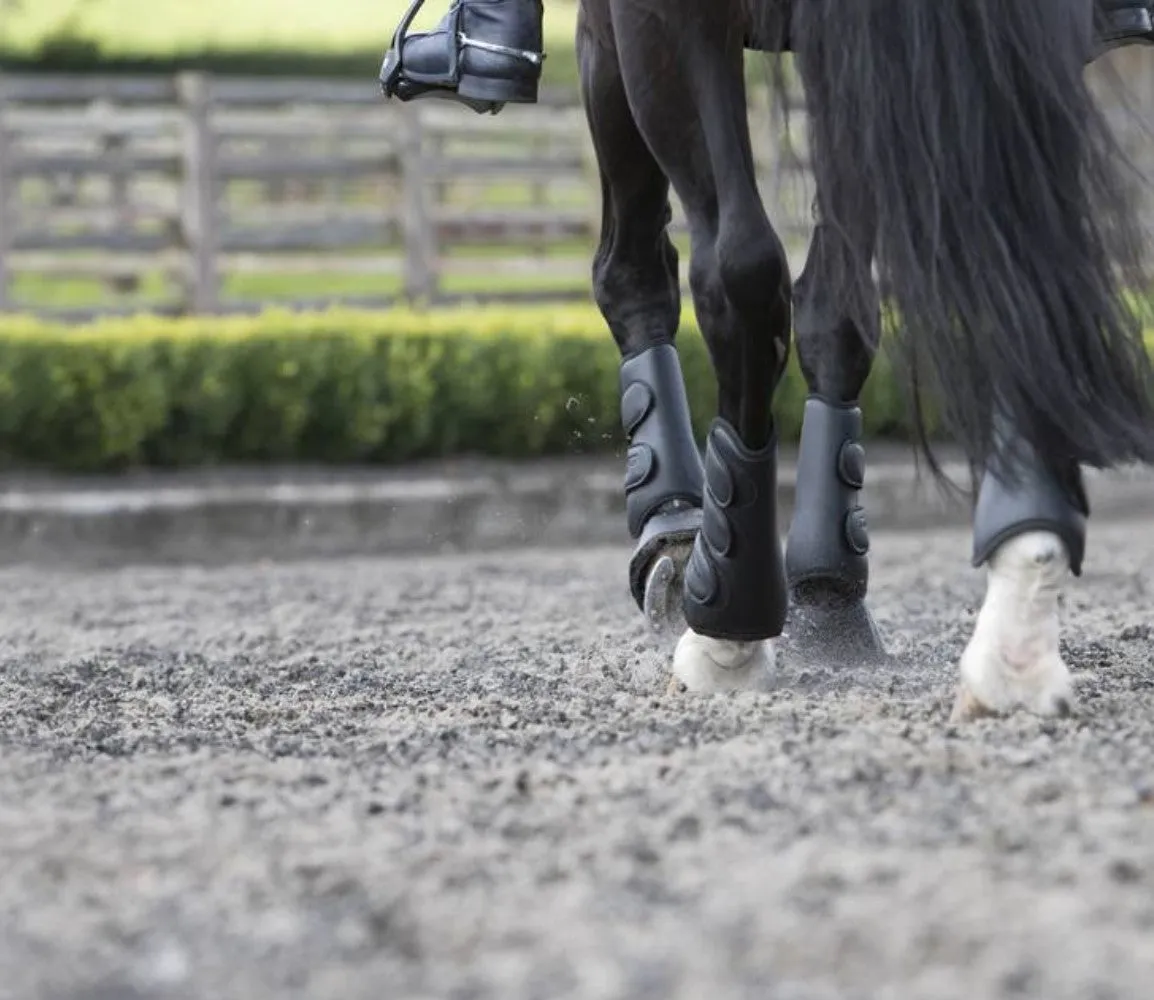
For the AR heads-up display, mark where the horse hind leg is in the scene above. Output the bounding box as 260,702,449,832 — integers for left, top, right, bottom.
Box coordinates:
786,217,1080,701
783,218,887,666
608,0,793,692
578,8,704,640
953,532,1076,722
953,440,1086,721
788,217,1078,700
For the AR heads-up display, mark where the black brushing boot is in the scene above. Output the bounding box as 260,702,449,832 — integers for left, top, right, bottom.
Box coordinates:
783,397,886,665
381,0,544,115
619,345,705,634
682,419,788,643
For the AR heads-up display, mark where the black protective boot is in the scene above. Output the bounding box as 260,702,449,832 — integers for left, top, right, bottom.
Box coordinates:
1094,0,1154,53
682,420,788,643
380,0,544,115
782,397,886,665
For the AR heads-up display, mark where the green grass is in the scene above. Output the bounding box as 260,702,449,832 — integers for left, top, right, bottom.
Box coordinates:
10,265,595,312
9,217,691,310
0,0,581,84
1,0,579,58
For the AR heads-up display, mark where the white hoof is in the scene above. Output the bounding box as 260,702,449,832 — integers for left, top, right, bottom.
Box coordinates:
671,629,776,693
953,530,1075,722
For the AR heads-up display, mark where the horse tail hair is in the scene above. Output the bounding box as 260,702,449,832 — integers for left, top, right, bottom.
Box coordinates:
787,0,1154,492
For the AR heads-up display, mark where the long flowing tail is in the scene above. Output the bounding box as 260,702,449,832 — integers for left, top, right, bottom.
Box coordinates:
786,0,1154,490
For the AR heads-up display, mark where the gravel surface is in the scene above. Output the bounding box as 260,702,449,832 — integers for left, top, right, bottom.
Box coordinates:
1,521,1153,1000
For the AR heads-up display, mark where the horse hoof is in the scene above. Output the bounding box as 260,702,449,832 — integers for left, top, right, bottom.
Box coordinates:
782,586,888,666
628,504,700,639
672,629,776,693
642,540,695,640
950,674,1075,723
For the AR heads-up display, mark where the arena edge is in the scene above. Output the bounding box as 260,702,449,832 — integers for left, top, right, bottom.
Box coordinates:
0,305,1149,473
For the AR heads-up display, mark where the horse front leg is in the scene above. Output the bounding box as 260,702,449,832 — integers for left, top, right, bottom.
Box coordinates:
605,0,792,692
578,3,705,641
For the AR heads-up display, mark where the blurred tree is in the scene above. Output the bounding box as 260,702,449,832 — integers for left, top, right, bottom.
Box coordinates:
28,0,103,63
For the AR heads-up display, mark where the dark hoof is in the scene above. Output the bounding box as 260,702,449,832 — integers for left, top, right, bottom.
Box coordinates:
641,541,695,642
628,505,701,640
782,584,888,666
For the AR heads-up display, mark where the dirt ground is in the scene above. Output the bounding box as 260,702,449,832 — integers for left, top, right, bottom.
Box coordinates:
1,520,1152,1000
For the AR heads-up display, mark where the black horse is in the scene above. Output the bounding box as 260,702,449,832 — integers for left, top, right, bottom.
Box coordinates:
386,1,1154,718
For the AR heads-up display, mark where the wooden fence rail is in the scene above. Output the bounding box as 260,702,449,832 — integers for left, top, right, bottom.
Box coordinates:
0,56,1151,318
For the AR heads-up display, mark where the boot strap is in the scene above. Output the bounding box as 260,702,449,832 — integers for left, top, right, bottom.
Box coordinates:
458,31,544,65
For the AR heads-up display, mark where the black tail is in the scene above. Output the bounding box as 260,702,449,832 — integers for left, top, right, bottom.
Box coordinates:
785,0,1154,490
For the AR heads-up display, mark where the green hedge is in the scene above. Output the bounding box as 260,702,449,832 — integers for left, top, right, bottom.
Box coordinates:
0,45,388,78
0,305,1149,473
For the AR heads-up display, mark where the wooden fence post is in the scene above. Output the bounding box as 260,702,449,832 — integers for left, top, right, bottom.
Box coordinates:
97,99,141,295
176,71,219,313
398,109,437,302
1143,56,1154,237
530,128,547,258
0,76,10,311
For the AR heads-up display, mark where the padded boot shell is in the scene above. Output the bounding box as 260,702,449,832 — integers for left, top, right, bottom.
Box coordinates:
683,419,788,642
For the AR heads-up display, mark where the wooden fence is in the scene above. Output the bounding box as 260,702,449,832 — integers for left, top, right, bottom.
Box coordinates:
0,54,1151,318
0,70,819,316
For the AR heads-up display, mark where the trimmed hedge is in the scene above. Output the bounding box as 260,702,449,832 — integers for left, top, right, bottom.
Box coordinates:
0,45,389,79
0,305,1149,473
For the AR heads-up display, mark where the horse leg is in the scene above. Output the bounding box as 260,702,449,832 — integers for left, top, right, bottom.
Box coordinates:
606,0,792,692
578,5,704,636
953,437,1086,721
785,0,1154,714
782,219,887,665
